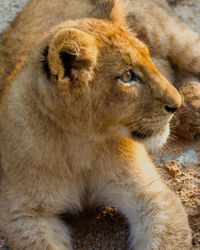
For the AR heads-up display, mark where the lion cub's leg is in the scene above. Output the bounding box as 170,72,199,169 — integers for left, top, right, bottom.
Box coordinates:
92,138,192,249
0,209,72,250
0,186,72,249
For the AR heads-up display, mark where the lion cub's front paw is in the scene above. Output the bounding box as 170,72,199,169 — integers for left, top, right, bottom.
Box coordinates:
148,229,191,250
133,224,191,250
130,191,192,250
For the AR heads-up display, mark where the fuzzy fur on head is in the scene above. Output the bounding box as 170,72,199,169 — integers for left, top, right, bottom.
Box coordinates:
30,10,181,151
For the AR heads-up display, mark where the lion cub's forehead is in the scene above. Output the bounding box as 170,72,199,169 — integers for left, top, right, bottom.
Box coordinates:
75,19,148,53
84,20,150,63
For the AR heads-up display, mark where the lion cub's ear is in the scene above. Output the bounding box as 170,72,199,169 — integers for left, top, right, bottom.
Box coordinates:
47,28,97,85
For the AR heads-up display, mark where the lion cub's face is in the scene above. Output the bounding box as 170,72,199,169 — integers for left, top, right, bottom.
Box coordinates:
42,19,181,151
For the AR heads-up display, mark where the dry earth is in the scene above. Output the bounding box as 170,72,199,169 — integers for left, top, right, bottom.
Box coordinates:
0,0,200,249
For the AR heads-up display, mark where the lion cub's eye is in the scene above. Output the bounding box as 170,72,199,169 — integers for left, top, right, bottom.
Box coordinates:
119,70,140,86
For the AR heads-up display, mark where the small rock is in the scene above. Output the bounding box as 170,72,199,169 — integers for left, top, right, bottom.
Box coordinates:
160,149,198,165
176,149,198,165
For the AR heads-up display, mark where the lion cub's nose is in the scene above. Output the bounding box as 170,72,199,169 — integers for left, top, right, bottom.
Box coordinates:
163,83,182,114
155,75,182,114
164,105,178,113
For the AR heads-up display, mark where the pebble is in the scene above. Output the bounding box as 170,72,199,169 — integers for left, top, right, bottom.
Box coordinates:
160,149,199,165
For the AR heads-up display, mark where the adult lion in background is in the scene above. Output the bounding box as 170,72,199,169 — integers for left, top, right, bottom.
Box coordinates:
0,0,197,249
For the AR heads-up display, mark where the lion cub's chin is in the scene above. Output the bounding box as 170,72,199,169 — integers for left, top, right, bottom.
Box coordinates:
142,124,170,153
121,124,170,153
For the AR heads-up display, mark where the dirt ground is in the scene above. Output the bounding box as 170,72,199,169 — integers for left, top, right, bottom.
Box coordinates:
0,0,200,249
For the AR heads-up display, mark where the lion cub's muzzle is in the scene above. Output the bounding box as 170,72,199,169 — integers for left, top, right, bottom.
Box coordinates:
131,76,182,141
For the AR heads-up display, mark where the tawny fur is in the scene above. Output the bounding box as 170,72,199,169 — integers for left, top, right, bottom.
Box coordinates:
0,0,200,139
0,0,193,249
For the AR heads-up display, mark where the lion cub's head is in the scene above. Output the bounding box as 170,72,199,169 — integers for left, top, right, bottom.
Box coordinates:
30,1,181,152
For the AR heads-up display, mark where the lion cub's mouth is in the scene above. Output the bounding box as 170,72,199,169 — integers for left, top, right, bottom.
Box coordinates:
131,130,153,139
130,124,170,152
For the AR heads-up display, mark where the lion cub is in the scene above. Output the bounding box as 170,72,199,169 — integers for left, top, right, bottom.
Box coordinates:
0,0,191,249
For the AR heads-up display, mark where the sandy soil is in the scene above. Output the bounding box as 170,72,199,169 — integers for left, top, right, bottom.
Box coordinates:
0,0,200,249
